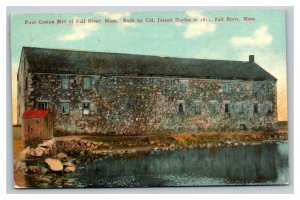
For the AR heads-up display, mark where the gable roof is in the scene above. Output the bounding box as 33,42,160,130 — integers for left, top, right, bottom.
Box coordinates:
21,47,277,81
22,110,50,118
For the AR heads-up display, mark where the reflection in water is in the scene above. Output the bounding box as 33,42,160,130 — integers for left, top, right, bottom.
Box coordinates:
73,142,288,187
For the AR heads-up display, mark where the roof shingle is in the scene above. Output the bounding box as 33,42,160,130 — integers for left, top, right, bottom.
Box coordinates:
21,47,276,81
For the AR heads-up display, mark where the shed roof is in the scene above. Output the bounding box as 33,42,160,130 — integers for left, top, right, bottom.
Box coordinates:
21,47,277,81
22,110,50,118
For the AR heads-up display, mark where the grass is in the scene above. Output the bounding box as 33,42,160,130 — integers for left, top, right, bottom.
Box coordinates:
81,131,288,150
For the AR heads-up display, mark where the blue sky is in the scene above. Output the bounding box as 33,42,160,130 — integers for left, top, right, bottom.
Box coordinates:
10,10,287,122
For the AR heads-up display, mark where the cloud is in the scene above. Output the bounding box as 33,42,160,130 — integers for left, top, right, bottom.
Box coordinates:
183,10,216,38
230,26,273,47
58,17,98,41
186,10,204,18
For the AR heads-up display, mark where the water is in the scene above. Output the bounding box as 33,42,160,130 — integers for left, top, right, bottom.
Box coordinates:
73,142,289,187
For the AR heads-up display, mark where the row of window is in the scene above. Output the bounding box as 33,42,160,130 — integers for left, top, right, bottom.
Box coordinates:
37,101,272,116
37,101,90,115
178,102,272,115
179,82,230,93
62,76,91,90
179,81,263,93
39,76,265,96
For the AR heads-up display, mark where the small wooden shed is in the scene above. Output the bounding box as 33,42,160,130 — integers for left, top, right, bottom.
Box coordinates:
21,109,54,141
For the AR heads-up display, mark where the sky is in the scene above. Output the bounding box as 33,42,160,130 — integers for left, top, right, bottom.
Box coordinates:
10,10,288,123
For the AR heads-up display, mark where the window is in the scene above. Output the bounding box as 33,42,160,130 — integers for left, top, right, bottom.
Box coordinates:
38,102,49,110
210,103,217,114
83,77,91,90
239,104,245,114
83,102,90,115
252,83,259,94
240,124,246,130
254,103,258,113
225,103,230,113
179,82,186,92
223,82,229,93
62,76,69,90
194,101,201,114
179,103,184,113
267,102,273,114
61,102,70,114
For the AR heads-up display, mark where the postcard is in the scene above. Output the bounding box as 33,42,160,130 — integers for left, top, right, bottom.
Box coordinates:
11,10,288,188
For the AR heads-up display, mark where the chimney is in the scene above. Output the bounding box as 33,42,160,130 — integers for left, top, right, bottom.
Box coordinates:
249,55,255,63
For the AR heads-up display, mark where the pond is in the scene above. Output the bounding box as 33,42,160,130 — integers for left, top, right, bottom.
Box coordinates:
73,142,289,187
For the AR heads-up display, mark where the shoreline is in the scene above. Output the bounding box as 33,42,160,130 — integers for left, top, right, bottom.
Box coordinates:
14,131,288,188
56,131,288,157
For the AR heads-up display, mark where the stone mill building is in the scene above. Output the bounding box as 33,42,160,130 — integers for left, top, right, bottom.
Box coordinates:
17,47,277,135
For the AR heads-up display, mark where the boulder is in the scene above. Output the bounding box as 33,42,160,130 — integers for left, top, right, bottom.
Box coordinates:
64,161,76,173
33,176,51,184
19,146,31,161
56,152,67,159
14,160,27,173
64,166,76,173
38,139,55,148
27,166,48,174
45,158,63,171
64,161,75,167
207,143,213,148
33,147,45,157
63,180,76,187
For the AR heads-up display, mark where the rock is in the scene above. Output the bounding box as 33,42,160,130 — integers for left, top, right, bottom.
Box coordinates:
33,176,51,184
38,139,55,148
36,146,46,151
53,178,63,187
45,158,63,171
64,161,75,167
64,165,76,173
207,143,212,148
19,146,31,161
43,148,50,156
27,166,48,174
14,160,27,173
34,150,44,157
56,152,67,159
63,180,76,188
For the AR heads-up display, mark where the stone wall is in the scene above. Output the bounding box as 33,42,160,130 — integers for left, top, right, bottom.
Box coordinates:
27,73,277,135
